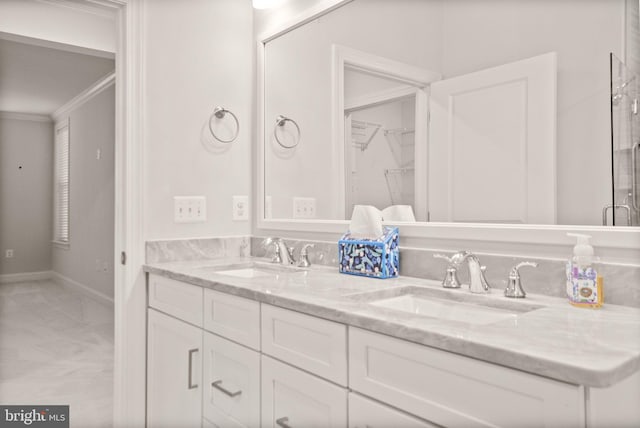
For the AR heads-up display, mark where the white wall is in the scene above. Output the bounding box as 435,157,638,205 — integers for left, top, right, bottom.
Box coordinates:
52,85,115,299
0,115,53,275
0,0,116,54
143,0,253,241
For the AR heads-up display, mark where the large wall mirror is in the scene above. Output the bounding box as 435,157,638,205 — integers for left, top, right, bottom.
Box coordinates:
257,0,640,254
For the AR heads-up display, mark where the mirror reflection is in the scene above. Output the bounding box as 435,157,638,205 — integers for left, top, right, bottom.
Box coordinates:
263,0,640,226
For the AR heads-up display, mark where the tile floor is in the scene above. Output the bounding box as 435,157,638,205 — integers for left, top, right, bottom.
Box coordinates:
0,280,113,427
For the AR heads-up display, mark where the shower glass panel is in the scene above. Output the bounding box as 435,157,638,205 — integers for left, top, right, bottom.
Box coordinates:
610,53,640,226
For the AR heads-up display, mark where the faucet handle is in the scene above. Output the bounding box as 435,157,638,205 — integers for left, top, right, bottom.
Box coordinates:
298,244,315,267
505,262,538,298
433,253,454,264
262,237,282,263
433,254,461,288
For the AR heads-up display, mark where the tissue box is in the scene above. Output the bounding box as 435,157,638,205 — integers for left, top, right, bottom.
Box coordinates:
338,227,399,279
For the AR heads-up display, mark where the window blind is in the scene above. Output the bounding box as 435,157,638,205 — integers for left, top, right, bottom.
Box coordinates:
54,122,70,244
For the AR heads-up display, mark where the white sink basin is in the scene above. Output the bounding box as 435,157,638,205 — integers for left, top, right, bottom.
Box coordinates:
199,261,306,278
215,267,277,278
370,294,520,325
352,285,543,325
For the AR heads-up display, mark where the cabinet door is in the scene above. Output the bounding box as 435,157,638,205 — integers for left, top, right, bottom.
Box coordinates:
147,309,202,428
349,393,437,428
204,288,260,350
203,332,260,428
262,355,347,428
261,304,347,385
349,327,584,428
148,274,203,326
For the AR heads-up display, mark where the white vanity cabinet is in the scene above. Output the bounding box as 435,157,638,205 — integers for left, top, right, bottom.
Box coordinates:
203,332,260,428
147,275,262,428
146,273,639,428
147,309,202,428
201,285,261,428
147,275,204,428
260,305,349,427
261,355,348,428
349,327,585,428
261,304,348,385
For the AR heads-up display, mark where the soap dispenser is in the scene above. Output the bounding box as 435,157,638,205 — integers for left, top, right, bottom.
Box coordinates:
566,233,603,308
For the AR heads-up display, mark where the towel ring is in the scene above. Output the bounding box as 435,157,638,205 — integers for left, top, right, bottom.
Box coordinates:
209,106,239,143
274,115,300,149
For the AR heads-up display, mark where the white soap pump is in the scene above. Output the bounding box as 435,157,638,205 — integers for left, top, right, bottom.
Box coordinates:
566,233,595,267
566,232,603,308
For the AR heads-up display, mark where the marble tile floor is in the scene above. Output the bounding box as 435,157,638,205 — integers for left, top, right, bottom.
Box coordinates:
0,280,114,427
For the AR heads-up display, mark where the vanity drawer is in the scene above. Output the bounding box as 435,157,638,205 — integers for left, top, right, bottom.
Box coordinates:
261,355,347,428
148,274,203,326
204,289,260,350
348,392,437,428
261,304,347,386
203,331,260,428
349,327,585,428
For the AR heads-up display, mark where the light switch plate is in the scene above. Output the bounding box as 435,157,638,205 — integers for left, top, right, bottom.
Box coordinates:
174,196,206,223
293,197,316,219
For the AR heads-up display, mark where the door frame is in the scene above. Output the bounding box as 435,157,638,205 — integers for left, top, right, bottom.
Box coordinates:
88,0,146,426
332,44,439,220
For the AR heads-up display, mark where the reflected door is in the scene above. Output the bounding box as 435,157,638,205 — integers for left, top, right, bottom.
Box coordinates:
428,52,557,223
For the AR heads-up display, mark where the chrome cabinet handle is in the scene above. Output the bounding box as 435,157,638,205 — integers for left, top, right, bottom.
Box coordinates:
276,417,292,428
187,348,198,389
211,380,242,397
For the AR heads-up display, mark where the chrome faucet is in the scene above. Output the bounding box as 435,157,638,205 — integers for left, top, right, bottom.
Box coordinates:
434,251,491,293
456,251,491,293
262,237,296,265
297,243,315,267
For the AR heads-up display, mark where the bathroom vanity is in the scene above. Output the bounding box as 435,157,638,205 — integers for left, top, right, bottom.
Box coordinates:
143,258,640,428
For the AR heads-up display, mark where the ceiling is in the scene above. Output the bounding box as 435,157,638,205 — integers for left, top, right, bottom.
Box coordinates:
0,38,115,116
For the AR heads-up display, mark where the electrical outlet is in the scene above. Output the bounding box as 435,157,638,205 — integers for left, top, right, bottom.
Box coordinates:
5,249,14,258
233,196,249,221
293,197,316,219
174,196,207,223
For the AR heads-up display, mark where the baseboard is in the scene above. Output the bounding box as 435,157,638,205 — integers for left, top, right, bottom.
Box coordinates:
51,272,114,304
0,270,54,284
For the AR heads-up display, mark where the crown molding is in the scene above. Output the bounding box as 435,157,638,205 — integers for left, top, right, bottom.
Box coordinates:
51,71,115,121
35,0,116,19
0,32,115,59
0,111,52,122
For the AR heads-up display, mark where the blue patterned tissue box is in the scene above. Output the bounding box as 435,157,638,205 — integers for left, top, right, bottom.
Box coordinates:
338,227,399,279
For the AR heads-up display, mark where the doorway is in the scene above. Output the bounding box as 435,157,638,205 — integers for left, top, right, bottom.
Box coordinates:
0,2,148,426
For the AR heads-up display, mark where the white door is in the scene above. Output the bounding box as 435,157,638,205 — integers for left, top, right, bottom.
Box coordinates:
428,52,557,223
147,309,202,428
261,356,347,428
203,332,260,428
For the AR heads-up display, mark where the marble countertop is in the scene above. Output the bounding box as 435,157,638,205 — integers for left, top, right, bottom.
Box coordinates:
144,257,640,388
